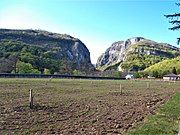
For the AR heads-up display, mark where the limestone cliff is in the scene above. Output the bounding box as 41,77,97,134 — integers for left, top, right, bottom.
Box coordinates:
96,37,180,71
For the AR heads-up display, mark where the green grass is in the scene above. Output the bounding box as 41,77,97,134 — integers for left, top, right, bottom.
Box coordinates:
126,93,180,135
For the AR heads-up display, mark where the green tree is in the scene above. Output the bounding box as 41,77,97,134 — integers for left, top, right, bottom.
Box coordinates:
172,67,177,74
165,2,180,44
73,70,85,76
152,71,159,78
102,70,121,78
112,71,121,78
44,68,51,74
16,61,40,74
133,72,141,78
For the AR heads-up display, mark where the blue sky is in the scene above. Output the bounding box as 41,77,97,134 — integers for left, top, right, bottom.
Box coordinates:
0,0,179,63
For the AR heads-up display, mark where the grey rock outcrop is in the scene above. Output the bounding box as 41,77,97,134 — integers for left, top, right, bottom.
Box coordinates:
96,37,144,69
96,37,179,71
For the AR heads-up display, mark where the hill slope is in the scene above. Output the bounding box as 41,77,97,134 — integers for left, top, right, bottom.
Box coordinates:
96,37,180,71
144,57,180,77
0,29,94,74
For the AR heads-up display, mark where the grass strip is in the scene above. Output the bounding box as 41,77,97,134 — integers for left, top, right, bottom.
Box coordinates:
126,92,180,135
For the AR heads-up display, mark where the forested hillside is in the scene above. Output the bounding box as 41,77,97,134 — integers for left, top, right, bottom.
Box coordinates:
0,29,94,74
144,57,180,77
96,37,180,72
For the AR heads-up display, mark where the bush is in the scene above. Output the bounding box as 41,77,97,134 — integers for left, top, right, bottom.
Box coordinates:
16,61,40,74
72,70,86,76
133,72,141,78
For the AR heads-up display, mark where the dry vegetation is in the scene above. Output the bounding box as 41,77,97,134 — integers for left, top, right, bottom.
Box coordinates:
0,78,179,134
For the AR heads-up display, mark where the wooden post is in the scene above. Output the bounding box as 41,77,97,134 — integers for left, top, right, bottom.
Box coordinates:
120,84,122,95
29,89,33,109
146,82,149,89
46,77,53,85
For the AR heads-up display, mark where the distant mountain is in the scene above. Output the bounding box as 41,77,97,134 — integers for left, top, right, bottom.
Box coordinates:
96,37,180,71
0,29,94,74
144,57,180,77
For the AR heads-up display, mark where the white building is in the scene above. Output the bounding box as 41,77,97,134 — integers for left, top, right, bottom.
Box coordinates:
125,74,134,80
163,74,179,81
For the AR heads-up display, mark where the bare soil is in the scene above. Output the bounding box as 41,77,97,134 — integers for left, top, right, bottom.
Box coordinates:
0,79,179,135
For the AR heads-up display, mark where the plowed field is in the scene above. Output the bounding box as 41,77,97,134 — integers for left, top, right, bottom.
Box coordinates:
0,79,179,134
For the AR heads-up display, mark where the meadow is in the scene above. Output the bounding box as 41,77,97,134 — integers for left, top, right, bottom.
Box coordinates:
0,78,179,134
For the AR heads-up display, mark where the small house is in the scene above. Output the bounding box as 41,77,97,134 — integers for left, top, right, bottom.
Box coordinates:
178,74,180,81
163,73,179,81
125,74,134,80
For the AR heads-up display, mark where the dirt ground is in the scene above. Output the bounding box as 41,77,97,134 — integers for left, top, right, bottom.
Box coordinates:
0,79,179,135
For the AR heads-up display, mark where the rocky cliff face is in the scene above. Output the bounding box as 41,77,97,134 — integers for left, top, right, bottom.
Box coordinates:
0,29,94,73
96,37,180,71
96,37,145,68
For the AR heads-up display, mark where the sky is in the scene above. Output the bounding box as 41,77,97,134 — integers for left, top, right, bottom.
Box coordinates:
0,0,179,64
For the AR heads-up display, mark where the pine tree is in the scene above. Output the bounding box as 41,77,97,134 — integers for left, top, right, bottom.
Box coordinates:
165,2,180,44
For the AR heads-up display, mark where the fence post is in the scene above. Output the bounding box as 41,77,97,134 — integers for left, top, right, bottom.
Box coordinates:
29,89,33,109
120,84,122,95
146,82,149,89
